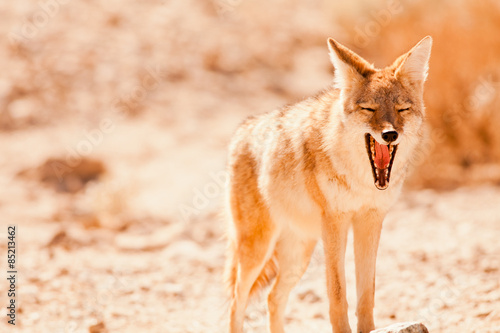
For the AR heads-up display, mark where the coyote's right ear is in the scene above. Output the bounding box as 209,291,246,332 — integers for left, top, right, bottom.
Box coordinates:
328,38,374,90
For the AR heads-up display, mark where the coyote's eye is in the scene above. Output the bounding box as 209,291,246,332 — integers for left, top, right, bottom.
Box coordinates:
398,108,410,112
361,107,376,112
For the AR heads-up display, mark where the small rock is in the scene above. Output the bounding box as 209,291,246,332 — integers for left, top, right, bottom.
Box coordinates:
19,157,107,193
115,224,184,251
296,289,321,303
163,283,184,296
46,230,87,250
371,322,428,333
313,313,324,319
88,321,107,333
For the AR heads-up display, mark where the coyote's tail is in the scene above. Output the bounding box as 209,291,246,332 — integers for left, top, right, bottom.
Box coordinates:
224,239,278,301
224,239,239,298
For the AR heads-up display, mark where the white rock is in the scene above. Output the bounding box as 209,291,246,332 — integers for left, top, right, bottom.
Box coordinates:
371,322,429,333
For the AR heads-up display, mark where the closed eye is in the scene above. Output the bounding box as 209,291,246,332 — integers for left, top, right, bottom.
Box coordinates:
361,107,376,112
398,108,410,112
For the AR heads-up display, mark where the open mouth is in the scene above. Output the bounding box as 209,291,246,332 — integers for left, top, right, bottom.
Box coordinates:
365,134,398,190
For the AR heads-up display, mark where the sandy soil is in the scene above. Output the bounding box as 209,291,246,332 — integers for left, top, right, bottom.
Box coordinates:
0,1,499,333
0,118,499,333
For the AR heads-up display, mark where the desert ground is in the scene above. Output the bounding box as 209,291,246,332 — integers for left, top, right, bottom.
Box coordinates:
0,0,499,332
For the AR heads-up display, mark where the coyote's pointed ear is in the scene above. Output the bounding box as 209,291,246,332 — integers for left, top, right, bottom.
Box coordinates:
394,36,432,85
327,38,374,90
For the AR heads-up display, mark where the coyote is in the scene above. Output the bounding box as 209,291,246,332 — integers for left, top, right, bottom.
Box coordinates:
224,36,432,333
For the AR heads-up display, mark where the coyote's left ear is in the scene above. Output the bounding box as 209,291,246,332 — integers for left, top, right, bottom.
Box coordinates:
394,36,432,85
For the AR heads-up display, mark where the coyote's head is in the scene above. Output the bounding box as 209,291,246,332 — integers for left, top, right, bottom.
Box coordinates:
328,36,432,190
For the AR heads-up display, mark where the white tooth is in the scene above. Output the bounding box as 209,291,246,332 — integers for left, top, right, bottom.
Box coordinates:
385,169,388,176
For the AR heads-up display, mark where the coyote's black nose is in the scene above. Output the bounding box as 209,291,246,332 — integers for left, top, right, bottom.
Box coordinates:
382,131,398,143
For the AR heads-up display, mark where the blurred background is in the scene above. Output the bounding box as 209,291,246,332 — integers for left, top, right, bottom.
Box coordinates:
0,0,499,332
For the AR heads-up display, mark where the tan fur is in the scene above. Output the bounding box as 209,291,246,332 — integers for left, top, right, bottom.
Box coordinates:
225,36,432,333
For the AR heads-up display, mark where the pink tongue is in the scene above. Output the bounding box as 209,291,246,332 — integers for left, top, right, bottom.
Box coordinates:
374,141,390,169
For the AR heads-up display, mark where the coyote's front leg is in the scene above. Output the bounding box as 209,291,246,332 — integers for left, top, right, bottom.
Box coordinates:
322,212,352,333
352,209,384,333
